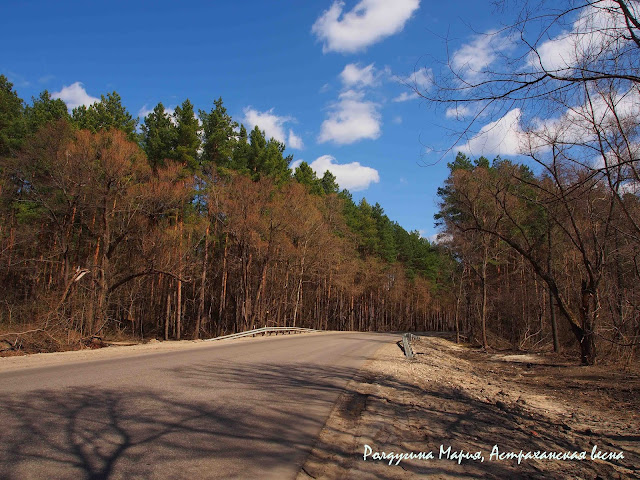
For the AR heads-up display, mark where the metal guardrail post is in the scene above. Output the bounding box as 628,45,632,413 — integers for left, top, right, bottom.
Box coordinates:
402,333,414,360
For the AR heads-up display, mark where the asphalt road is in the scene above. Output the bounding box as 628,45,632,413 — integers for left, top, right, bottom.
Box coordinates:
0,332,397,480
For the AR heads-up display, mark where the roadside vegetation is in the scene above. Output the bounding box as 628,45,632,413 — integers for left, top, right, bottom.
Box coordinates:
1,1,639,366
0,82,453,354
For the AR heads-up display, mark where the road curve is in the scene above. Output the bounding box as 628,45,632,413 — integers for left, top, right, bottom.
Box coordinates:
0,331,397,479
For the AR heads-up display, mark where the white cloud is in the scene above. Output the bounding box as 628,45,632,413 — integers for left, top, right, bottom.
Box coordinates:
318,90,381,145
138,105,154,119
400,67,432,89
305,155,380,191
445,105,473,118
393,116,403,124
458,108,525,156
340,63,378,87
243,107,304,149
528,1,634,73
393,91,419,102
452,31,514,82
458,85,640,157
392,67,431,101
529,87,640,150
312,0,420,53
288,129,304,150
52,82,99,110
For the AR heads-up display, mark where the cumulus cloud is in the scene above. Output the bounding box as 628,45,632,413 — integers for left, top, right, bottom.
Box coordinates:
392,67,431,101
303,155,380,191
52,82,99,110
393,91,419,102
458,108,526,156
398,67,432,89
288,129,304,149
318,90,381,145
451,31,514,82
458,85,640,157
243,107,304,149
340,63,378,87
528,1,635,73
530,87,640,149
312,0,421,53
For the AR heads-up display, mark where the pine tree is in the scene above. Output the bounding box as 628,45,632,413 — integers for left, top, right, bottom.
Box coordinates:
261,139,292,184
294,161,322,194
247,126,266,175
71,92,138,140
173,99,200,171
371,203,397,262
0,75,26,155
24,90,69,134
199,97,237,169
320,170,339,194
231,124,251,172
141,102,177,170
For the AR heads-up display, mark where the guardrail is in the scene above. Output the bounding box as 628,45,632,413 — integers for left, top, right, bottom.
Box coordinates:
204,326,321,342
402,333,419,359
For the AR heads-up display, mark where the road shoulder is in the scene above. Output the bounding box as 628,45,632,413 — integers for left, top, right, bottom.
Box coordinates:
298,336,640,479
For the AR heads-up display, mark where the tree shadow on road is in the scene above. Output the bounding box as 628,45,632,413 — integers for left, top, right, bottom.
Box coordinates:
0,359,416,480
0,355,636,480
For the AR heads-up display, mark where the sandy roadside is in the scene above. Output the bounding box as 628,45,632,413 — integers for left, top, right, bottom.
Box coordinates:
298,336,640,480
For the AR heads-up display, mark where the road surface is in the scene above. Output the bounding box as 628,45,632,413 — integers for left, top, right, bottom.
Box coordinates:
0,331,396,479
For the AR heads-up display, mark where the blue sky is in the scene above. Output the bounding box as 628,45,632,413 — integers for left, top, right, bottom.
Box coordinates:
1,0,540,240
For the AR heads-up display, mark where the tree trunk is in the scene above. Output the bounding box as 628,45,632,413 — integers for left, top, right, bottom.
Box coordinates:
195,223,210,339
480,241,489,349
292,240,308,327
548,225,559,352
580,280,597,365
219,234,228,321
165,290,171,341
176,219,183,340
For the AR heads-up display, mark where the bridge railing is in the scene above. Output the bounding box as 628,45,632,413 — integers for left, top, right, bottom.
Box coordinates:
204,326,321,342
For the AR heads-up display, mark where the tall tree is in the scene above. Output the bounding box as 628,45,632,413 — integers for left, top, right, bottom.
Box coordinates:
141,102,177,170
0,75,26,156
72,92,137,140
231,124,251,172
320,170,339,194
173,99,200,171
247,126,266,175
199,97,237,169
24,90,69,134
294,161,322,194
